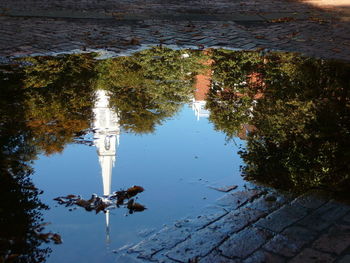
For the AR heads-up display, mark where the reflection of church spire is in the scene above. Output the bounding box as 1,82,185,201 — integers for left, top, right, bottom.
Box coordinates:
93,89,120,244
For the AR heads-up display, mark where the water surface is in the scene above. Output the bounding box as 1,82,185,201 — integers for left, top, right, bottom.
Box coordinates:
1,48,350,262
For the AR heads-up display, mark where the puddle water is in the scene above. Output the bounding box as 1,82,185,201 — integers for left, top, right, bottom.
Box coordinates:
1,48,350,262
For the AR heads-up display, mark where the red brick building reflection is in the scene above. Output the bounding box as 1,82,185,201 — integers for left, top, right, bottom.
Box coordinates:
191,61,212,120
190,53,264,140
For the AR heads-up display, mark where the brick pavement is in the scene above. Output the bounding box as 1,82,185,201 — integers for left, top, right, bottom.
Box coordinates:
117,187,350,262
0,1,349,61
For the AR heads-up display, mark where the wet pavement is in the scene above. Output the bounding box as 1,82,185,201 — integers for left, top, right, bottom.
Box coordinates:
0,0,349,60
123,188,350,263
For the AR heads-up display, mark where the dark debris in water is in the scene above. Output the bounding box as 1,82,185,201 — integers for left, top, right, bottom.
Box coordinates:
54,186,146,214
209,185,238,193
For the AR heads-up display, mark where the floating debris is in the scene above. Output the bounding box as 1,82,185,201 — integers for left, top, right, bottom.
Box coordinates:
209,185,238,193
54,186,146,214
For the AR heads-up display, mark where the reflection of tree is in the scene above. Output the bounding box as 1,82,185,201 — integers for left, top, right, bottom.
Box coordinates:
206,49,264,139
97,47,205,133
0,70,50,262
208,50,350,193
0,54,98,261
0,167,51,263
22,54,98,155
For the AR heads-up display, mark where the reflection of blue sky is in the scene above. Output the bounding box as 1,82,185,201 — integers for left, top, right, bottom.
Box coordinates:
33,105,245,263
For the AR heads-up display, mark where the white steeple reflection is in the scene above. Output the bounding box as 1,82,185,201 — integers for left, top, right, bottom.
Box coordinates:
93,89,120,243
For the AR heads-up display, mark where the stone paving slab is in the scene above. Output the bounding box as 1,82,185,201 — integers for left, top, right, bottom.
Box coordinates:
118,186,350,263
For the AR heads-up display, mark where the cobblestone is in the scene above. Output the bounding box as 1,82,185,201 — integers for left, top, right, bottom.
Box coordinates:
263,226,317,257
165,228,228,262
208,206,269,235
289,248,335,263
243,250,286,263
200,250,239,263
218,227,273,259
291,191,329,210
297,201,350,232
338,254,350,263
122,187,350,263
342,212,350,223
312,224,350,255
128,226,191,260
215,189,263,209
254,203,309,233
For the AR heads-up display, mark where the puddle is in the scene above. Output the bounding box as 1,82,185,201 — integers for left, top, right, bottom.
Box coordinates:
1,48,349,262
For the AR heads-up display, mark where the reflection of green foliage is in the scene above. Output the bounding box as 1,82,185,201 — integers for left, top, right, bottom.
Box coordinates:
1,48,206,153
0,54,99,259
208,49,350,194
242,56,350,193
206,90,253,139
206,49,264,138
22,54,97,89
0,163,50,263
210,49,264,94
97,47,205,133
21,54,98,154
0,69,50,262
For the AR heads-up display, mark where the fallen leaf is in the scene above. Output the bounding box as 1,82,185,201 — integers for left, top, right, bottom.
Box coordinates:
309,17,328,24
126,185,144,198
95,202,108,214
54,185,146,215
269,17,296,23
128,200,146,213
75,199,91,208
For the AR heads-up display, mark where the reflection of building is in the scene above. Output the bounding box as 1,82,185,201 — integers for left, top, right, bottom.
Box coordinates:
190,56,262,138
191,60,213,120
93,89,120,243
